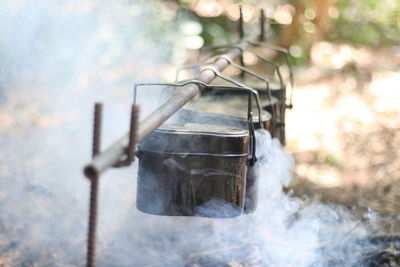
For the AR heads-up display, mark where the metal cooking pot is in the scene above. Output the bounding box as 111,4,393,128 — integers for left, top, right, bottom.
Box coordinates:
173,90,265,213
136,123,251,218
173,109,267,213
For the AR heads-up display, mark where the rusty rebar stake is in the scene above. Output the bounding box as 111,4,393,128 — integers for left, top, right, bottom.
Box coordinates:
259,9,265,42
113,104,139,167
87,102,102,267
92,103,102,158
126,104,139,164
87,175,99,267
238,5,245,80
238,5,244,40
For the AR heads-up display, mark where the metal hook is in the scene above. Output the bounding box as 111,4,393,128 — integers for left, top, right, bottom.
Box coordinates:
217,54,277,124
177,52,278,129
246,41,294,108
199,44,285,91
197,44,288,142
175,55,220,83
183,43,288,142
176,59,266,129
241,48,284,89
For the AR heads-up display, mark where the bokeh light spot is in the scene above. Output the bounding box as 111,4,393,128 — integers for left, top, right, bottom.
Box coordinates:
274,5,295,25
192,0,223,17
180,21,203,35
305,8,316,20
289,44,303,58
184,35,204,49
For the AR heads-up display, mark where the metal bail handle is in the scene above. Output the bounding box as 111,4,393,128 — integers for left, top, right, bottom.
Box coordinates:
175,58,266,128
199,44,287,93
197,45,282,129
134,77,259,166
197,67,259,166
247,91,257,166
247,40,294,109
187,72,260,166
217,54,276,128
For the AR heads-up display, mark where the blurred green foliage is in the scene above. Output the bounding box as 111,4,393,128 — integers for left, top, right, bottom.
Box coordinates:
172,0,400,48
155,0,399,67
330,0,399,46
324,155,340,167
169,3,237,46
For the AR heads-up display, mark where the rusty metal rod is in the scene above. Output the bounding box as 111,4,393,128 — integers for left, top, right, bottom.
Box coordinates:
92,103,102,158
83,41,251,179
86,175,99,267
126,104,139,163
86,103,102,267
259,9,265,42
238,6,245,80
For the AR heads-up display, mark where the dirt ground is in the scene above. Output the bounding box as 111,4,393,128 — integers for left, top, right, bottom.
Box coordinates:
285,44,400,232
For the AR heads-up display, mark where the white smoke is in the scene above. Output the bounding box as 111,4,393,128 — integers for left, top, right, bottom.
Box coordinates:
0,0,172,265
101,130,376,266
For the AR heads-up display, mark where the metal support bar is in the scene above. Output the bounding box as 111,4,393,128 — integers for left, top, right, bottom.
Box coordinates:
83,41,251,179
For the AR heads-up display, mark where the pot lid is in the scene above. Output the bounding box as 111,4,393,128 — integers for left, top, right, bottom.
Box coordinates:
184,94,276,120
139,123,249,155
174,109,270,130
